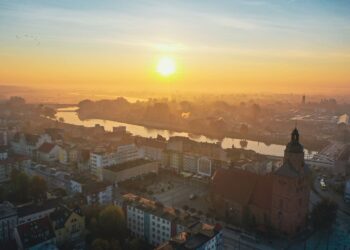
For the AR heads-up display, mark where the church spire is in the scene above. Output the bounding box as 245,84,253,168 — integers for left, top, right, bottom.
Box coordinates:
285,128,303,153
291,128,299,143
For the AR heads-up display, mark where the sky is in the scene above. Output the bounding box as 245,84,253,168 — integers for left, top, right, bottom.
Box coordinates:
0,0,349,94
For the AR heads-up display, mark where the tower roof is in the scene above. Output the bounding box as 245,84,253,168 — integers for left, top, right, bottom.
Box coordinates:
285,128,303,153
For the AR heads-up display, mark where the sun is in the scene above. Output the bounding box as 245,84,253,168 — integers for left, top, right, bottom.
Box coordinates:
156,57,176,77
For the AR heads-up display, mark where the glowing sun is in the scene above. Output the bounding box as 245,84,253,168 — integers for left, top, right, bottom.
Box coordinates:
156,57,176,77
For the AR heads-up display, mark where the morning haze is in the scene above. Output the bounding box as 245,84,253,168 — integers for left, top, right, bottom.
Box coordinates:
0,1,350,250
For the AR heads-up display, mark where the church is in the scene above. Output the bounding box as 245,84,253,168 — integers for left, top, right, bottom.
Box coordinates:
211,128,310,235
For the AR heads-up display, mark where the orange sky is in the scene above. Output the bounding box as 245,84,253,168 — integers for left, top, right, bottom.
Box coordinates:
1,0,349,94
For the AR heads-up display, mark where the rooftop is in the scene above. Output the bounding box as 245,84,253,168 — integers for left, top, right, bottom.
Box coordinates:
38,142,57,153
17,198,61,218
0,201,17,219
105,158,152,172
123,193,198,226
16,217,56,249
211,168,273,210
83,180,112,195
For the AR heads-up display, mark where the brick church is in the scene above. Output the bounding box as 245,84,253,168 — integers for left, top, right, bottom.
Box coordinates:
211,128,310,235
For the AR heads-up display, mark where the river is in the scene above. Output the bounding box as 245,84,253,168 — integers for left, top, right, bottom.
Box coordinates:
56,107,317,157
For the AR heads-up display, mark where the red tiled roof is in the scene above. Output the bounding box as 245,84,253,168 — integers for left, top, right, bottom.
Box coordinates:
38,143,56,153
211,168,273,209
249,174,273,210
212,168,258,206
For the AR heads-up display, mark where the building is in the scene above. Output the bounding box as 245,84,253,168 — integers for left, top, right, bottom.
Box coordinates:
344,179,350,203
17,198,61,225
211,128,310,236
0,129,8,146
136,137,166,162
14,216,57,250
221,226,274,250
338,114,349,127
157,223,223,250
102,159,159,184
58,144,79,165
90,138,140,180
0,202,17,243
197,157,212,177
0,146,31,183
119,193,199,247
168,151,183,173
11,133,52,158
84,181,113,205
183,153,198,174
37,143,61,162
49,206,85,246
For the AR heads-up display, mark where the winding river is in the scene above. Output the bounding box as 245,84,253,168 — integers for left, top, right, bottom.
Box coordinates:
56,107,317,157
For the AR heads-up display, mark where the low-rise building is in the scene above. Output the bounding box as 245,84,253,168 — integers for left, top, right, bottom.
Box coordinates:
17,198,61,225
197,157,212,177
14,216,57,250
136,138,166,162
168,151,182,173
119,193,199,247
345,179,350,203
0,146,31,183
102,159,159,184
90,138,141,180
183,153,198,174
0,201,17,243
49,206,85,246
157,223,223,250
69,174,113,205
84,181,113,205
11,133,52,158
37,143,61,162
58,144,78,165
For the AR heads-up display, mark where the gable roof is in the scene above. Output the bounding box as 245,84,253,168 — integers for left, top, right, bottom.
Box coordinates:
38,143,57,153
16,217,55,248
211,168,273,210
249,174,273,210
211,168,258,206
49,206,72,230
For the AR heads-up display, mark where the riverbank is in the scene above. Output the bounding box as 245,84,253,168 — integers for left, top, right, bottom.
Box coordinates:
54,108,318,157
76,111,323,152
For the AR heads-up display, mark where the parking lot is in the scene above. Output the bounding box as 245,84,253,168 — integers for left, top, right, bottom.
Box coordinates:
150,176,210,212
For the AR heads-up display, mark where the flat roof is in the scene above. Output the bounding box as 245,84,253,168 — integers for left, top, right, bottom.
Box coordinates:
105,158,152,172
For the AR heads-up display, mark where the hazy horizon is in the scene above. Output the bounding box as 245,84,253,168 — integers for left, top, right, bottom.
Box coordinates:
1,0,350,94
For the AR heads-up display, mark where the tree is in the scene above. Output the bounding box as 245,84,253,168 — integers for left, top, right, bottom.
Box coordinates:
124,238,143,250
42,106,56,118
14,172,30,202
98,205,126,240
91,238,122,250
8,96,25,107
29,176,48,201
311,198,338,230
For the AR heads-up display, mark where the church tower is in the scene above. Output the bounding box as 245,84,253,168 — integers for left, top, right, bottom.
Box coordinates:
271,128,310,235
